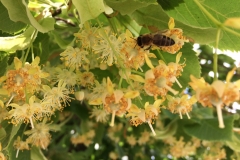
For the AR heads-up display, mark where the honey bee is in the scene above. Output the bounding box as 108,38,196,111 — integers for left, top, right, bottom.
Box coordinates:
136,31,175,50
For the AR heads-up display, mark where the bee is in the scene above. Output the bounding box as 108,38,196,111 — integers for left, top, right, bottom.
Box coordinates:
136,31,175,50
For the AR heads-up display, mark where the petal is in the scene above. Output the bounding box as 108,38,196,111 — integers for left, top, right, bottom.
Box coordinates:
32,56,40,66
107,77,114,94
145,53,154,69
168,17,175,29
176,52,182,64
153,99,163,108
129,74,145,83
114,90,124,103
211,80,225,98
29,96,35,105
226,67,236,82
14,57,22,70
145,70,155,79
124,91,139,99
89,98,102,105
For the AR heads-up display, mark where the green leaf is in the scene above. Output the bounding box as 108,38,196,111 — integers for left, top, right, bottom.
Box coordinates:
0,55,8,76
183,115,234,141
105,0,155,15
0,2,27,33
226,133,240,152
0,126,6,141
1,0,54,33
130,4,219,44
158,0,240,51
31,146,47,160
72,0,105,24
0,27,36,52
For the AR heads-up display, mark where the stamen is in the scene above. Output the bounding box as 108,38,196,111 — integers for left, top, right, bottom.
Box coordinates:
29,117,34,129
110,110,116,127
147,121,156,136
216,104,225,128
178,109,183,119
6,93,16,106
174,77,182,88
16,149,19,158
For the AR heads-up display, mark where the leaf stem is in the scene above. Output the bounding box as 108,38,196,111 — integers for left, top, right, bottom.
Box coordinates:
193,0,221,26
213,29,221,81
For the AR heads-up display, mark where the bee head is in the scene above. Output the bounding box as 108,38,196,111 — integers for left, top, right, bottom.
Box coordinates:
136,36,143,47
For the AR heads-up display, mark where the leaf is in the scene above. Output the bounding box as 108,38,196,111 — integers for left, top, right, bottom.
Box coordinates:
105,0,155,15
72,0,105,24
0,26,36,52
130,4,219,44
1,120,21,148
183,116,234,141
0,2,27,33
0,126,6,141
0,55,8,76
1,0,54,33
31,146,47,160
158,0,240,51
226,133,240,152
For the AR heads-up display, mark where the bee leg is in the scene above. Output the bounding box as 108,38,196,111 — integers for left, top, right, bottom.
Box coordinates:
145,45,152,50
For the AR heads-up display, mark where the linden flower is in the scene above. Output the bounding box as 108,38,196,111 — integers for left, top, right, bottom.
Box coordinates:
74,26,100,49
189,68,240,128
138,130,151,145
1,57,48,105
42,80,73,111
104,78,139,127
159,17,189,54
144,52,184,99
120,30,156,71
71,130,95,147
90,107,109,123
167,94,197,119
13,136,29,158
92,29,125,66
24,119,59,150
7,96,42,129
55,68,79,88
107,123,123,143
79,71,95,88
126,99,163,136
60,46,89,69
126,135,137,147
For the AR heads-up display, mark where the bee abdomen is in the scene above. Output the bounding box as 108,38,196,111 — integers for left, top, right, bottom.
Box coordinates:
153,34,175,46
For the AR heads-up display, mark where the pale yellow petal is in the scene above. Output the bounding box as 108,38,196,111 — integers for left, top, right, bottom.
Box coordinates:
145,70,155,79
107,77,114,94
147,53,157,58
234,79,240,89
211,80,225,98
89,98,102,105
226,67,236,82
124,91,139,99
168,17,175,30
114,90,124,103
153,99,163,108
138,109,146,122
129,74,145,83
32,56,40,66
14,57,22,70
0,76,7,84
176,52,182,64
145,53,154,69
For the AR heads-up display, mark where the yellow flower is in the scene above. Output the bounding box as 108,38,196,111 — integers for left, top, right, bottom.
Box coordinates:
126,99,163,136
90,107,109,123
24,119,59,150
2,57,48,105
189,68,240,128
7,96,42,128
126,135,137,147
42,80,73,111
13,136,29,158
167,94,197,119
0,143,7,160
159,17,189,54
144,53,184,99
